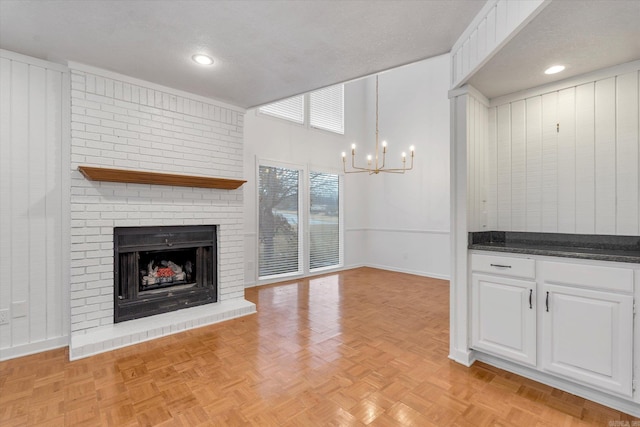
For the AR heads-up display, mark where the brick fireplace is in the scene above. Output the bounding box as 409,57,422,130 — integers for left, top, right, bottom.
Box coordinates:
68,64,255,359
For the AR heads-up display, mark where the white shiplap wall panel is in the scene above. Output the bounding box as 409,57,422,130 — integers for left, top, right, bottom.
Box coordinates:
496,104,511,229
467,94,489,231
0,51,68,359
28,65,48,343
477,67,640,237
486,106,498,230
557,87,576,233
9,60,30,348
0,58,12,349
615,72,639,235
45,69,65,340
467,96,476,228
594,78,617,234
575,83,596,233
525,96,542,231
541,92,558,232
510,100,526,230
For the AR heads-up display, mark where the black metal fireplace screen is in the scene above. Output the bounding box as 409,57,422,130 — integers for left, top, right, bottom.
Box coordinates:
114,225,217,323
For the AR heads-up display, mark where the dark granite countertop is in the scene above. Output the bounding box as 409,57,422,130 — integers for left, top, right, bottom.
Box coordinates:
469,231,640,264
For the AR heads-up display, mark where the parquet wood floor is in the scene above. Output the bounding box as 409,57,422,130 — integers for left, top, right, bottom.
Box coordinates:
0,267,637,426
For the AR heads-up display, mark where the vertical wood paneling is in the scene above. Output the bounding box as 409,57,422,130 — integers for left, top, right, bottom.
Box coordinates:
479,68,639,236
45,69,64,339
10,60,30,346
468,96,488,231
594,78,617,234
615,72,639,235
0,52,67,353
557,88,576,233
541,92,558,232
0,58,12,347
525,96,542,231
510,100,526,230
28,65,47,342
496,104,511,229
487,107,498,229
575,83,596,233
467,97,476,229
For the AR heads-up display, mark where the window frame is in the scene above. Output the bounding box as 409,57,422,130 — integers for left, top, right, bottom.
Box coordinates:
256,159,305,281
307,167,344,274
255,159,345,284
256,84,345,135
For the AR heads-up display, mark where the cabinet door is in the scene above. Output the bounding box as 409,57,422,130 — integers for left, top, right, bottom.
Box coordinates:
542,284,634,397
471,274,537,366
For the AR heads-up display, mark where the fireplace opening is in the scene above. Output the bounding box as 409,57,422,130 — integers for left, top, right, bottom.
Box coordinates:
114,225,217,323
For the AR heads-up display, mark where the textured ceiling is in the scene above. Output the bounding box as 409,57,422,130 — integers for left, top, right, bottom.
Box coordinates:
467,0,640,99
0,0,484,109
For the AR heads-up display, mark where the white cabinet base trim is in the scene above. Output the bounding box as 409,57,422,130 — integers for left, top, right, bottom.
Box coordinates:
474,351,640,417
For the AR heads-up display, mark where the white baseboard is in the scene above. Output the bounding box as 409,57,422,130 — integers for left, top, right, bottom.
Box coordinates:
364,263,450,281
0,336,69,361
448,348,476,367
475,352,640,417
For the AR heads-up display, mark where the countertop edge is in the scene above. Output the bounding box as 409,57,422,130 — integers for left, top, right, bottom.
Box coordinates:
468,244,640,264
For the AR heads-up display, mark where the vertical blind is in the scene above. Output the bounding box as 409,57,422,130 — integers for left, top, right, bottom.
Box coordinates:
309,172,341,270
310,85,344,134
258,165,301,278
258,95,304,124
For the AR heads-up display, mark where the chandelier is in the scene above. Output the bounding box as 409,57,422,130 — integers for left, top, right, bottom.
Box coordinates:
342,75,415,174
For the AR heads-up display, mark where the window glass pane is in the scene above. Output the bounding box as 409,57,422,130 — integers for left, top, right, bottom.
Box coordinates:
310,85,344,134
259,165,300,278
309,172,340,270
258,95,304,124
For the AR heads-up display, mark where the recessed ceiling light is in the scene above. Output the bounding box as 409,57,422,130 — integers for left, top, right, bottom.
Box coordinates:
192,54,214,66
544,65,565,75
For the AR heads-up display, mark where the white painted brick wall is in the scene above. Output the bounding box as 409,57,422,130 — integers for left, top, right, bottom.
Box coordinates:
69,68,245,335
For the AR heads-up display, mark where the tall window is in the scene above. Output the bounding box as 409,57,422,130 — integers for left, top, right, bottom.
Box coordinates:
309,172,341,270
258,165,302,278
258,165,343,280
258,84,344,135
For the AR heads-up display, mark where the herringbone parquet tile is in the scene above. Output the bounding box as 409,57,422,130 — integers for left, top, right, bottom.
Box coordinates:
0,268,637,426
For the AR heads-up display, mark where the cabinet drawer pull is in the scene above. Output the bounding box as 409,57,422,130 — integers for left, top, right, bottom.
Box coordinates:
490,263,512,269
546,291,549,312
529,289,533,309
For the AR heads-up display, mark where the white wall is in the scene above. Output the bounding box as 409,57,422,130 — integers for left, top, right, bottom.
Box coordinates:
0,50,70,360
243,54,452,283
359,54,451,279
469,62,640,235
243,80,368,285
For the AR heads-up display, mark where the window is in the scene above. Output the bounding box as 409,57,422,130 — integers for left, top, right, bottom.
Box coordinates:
258,165,302,278
309,172,341,270
258,95,304,124
310,85,344,134
258,164,343,280
258,84,344,135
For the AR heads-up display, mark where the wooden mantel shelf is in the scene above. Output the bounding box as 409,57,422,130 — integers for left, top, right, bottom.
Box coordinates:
78,166,246,190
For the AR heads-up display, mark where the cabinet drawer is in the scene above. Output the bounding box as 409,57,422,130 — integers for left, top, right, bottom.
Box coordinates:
542,261,633,293
471,253,535,279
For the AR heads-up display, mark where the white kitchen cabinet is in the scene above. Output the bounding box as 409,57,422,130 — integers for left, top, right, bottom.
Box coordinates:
541,262,634,397
471,273,537,366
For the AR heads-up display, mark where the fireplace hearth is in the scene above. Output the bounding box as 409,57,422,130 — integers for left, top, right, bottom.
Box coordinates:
114,225,217,323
